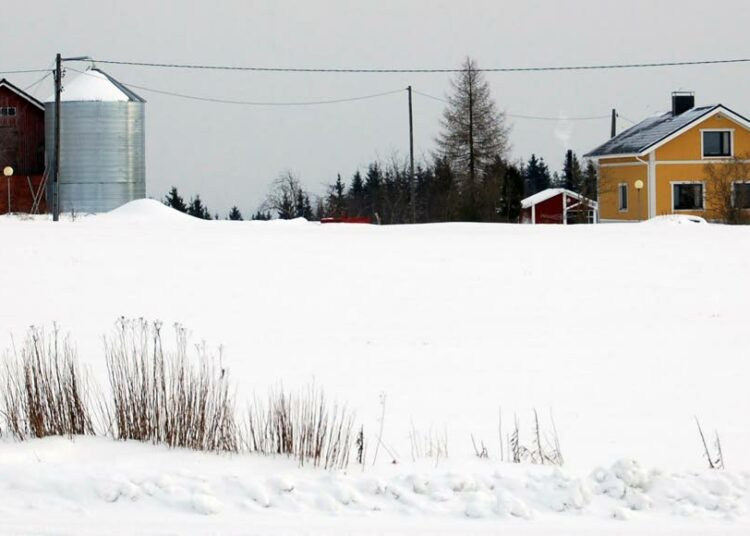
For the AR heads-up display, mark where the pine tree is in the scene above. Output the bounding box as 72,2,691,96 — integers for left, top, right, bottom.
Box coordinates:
326,174,347,217
562,150,582,192
348,171,365,216
164,187,187,213
524,154,552,195
187,195,211,220
436,57,510,214
251,210,272,221
581,160,598,200
228,206,243,220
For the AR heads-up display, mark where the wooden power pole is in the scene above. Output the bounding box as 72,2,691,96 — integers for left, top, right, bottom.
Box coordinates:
53,53,62,222
610,109,617,139
407,86,415,223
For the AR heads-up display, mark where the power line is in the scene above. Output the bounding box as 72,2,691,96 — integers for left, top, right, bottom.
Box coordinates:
23,71,53,92
68,67,405,106
0,68,52,75
82,56,750,73
412,89,611,121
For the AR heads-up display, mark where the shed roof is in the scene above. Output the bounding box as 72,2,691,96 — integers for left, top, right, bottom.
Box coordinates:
0,79,45,111
521,188,597,209
585,104,750,158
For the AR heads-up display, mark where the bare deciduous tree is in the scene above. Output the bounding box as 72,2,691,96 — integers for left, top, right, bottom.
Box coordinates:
704,155,750,224
261,171,313,219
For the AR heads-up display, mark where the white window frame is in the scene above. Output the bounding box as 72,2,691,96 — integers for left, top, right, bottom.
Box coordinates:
618,182,628,212
701,129,734,159
731,181,750,209
671,181,706,212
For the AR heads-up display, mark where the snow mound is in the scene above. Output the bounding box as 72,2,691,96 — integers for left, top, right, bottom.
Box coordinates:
2,438,750,533
99,199,201,223
642,214,708,225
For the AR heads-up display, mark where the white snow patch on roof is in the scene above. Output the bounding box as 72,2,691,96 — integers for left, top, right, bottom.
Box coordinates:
521,188,567,208
46,69,129,103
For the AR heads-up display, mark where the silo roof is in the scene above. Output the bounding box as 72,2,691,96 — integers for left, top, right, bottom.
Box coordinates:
45,68,145,103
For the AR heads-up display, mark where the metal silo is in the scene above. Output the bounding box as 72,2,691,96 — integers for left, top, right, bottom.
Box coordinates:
45,68,145,213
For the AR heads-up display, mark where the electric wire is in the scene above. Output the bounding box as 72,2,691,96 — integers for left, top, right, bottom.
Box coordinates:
23,71,53,92
82,57,750,73
0,68,52,75
412,89,611,121
67,67,404,106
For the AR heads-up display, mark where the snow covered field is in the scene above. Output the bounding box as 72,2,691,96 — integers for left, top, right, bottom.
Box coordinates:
1,200,749,533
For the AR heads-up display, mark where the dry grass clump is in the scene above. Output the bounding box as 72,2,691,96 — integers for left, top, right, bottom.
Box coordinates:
246,383,355,470
1,326,95,440
104,319,239,453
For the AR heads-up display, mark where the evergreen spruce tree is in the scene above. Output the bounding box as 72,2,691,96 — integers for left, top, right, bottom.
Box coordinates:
348,171,365,216
228,206,243,220
251,210,272,221
187,195,211,220
524,154,552,195
562,150,583,192
164,187,188,213
327,174,347,217
581,160,598,200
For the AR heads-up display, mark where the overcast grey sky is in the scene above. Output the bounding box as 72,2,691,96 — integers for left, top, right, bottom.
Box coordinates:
3,0,749,216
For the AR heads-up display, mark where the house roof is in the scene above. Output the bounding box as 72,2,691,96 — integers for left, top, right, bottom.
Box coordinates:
521,188,597,209
585,104,750,158
0,78,45,111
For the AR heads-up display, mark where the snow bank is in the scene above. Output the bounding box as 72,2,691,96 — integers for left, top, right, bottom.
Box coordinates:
0,216,748,490
1,437,747,534
642,214,708,225
97,199,202,224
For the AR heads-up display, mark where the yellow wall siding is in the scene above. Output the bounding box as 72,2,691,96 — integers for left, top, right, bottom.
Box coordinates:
654,165,707,217
655,114,750,161
652,114,750,218
598,161,648,221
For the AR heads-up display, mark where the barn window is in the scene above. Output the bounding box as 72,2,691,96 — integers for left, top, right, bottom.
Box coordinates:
618,183,628,211
0,107,16,116
732,182,750,209
702,130,732,157
673,182,704,210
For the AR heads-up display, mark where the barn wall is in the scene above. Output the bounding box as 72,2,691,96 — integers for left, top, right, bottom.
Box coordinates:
0,86,45,176
0,174,46,213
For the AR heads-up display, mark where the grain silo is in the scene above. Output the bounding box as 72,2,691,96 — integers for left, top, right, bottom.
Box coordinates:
45,68,145,213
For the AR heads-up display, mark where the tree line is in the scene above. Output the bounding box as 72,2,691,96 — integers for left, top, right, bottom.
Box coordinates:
164,57,598,223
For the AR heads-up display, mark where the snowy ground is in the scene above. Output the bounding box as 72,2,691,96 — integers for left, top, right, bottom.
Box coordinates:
1,200,749,533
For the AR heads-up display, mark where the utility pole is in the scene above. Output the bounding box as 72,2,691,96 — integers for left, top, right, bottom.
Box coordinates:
407,86,415,223
51,54,89,222
610,109,617,139
53,53,62,221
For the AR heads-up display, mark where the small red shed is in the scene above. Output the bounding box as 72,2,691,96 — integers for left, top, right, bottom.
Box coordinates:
0,79,46,214
521,188,598,225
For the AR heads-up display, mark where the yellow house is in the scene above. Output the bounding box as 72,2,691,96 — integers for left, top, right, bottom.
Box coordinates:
585,93,750,222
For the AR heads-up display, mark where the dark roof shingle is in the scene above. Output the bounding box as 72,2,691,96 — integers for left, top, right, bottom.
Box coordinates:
585,105,718,157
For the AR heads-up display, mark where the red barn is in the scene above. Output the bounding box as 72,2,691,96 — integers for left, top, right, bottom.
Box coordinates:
521,188,598,224
0,79,46,214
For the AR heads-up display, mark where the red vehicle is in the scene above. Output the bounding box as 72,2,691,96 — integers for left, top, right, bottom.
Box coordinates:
320,216,372,224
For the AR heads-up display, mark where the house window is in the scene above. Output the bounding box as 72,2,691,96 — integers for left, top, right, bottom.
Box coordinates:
673,182,704,210
703,130,732,157
618,183,628,211
0,107,16,116
733,182,750,209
